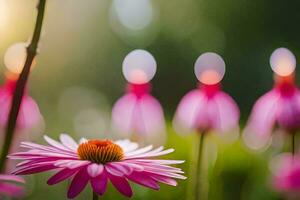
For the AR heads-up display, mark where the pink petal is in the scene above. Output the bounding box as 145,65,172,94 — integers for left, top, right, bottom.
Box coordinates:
0,175,25,183
277,91,300,130
126,171,159,190
0,182,24,198
90,173,108,196
67,168,90,199
138,94,166,136
107,172,133,197
47,168,79,185
0,90,41,128
173,90,208,134
112,93,166,142
112,94,136,136
87,164,104,178
243,90,279,149
150,174,178,186
59,134,79,151
207,91,240,133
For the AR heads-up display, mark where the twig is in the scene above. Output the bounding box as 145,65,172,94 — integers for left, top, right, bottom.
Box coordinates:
0,0,47,171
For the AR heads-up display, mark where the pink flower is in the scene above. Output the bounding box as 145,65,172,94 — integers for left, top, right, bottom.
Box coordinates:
173,52,240,135
173,83,240,135
112,49,166,144
112,83,166,143
0,78,41,129
243,75,300,149
271,153,300,196
9,134,186,199
0,174,25,198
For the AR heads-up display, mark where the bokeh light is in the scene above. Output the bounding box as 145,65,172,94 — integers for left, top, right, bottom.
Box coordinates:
270,47,296,77
111,0,154,31
122,49,157,84
194,52,225,85
109,0,159,47
4,42,34,74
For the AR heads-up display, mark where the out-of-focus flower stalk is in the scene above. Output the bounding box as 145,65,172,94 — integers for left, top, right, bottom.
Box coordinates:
195,132,204,200
0,0,47,171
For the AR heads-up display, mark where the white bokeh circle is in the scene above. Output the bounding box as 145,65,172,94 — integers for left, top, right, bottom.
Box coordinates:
194,52,225,85
270,47,296,76
4,42,35,74
122,49,157,84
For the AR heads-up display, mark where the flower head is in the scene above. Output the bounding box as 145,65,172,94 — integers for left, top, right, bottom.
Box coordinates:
9,134,186,199
0,174,25,198
271,153,300,197
112,49,166,144
243,48,300,150
173,52,240,135
0,78,41,129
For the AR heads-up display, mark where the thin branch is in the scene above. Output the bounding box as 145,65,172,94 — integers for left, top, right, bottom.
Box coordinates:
0,0,47,171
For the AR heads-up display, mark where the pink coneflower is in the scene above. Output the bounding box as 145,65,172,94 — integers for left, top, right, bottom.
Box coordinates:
0,77,41,129
270,153,300,198
243,48,300,150
112,49,166,145
173,52,239,200
173,52,240,136
9,133,186,199
0,174,25,198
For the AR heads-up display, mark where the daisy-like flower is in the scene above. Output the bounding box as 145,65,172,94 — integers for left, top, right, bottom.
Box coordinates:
243,48,300,150
9,134,186,199
0,174,25,198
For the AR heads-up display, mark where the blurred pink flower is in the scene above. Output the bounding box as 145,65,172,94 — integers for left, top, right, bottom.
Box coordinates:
0,174,25,198
271,153,300,196
112,83,166,144
0,78,41,129
173,83,240,135
243,75,300,149
9,134,186,199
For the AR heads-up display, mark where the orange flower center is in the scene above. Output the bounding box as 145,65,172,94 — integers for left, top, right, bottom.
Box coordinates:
77,140,124,164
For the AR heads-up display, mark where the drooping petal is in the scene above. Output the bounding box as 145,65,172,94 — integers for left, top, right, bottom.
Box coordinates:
243,90,279,150
112,94,137,137
107,171,133,197
0,175,25,183
90,173,108,196
277,91,300,130
173,89,208,134
47,168,79,185
126,171,159,190
207,91,240,133
0,182,24,198
137,94,166,143
67,168,90,199
0,90,41,128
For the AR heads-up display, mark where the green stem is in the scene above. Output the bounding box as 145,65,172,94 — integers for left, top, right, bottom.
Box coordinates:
0,0,47,171
292,133,296,155
195,132,204,200
93,192,98,200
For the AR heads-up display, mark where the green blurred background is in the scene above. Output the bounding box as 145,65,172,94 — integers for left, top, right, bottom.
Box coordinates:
1,0,299,199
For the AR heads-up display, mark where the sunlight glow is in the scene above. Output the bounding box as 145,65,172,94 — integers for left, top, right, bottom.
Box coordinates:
111,0,154,31
270,47,296,76
4,42,35,74
122,49,157,84
194,52,225,85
